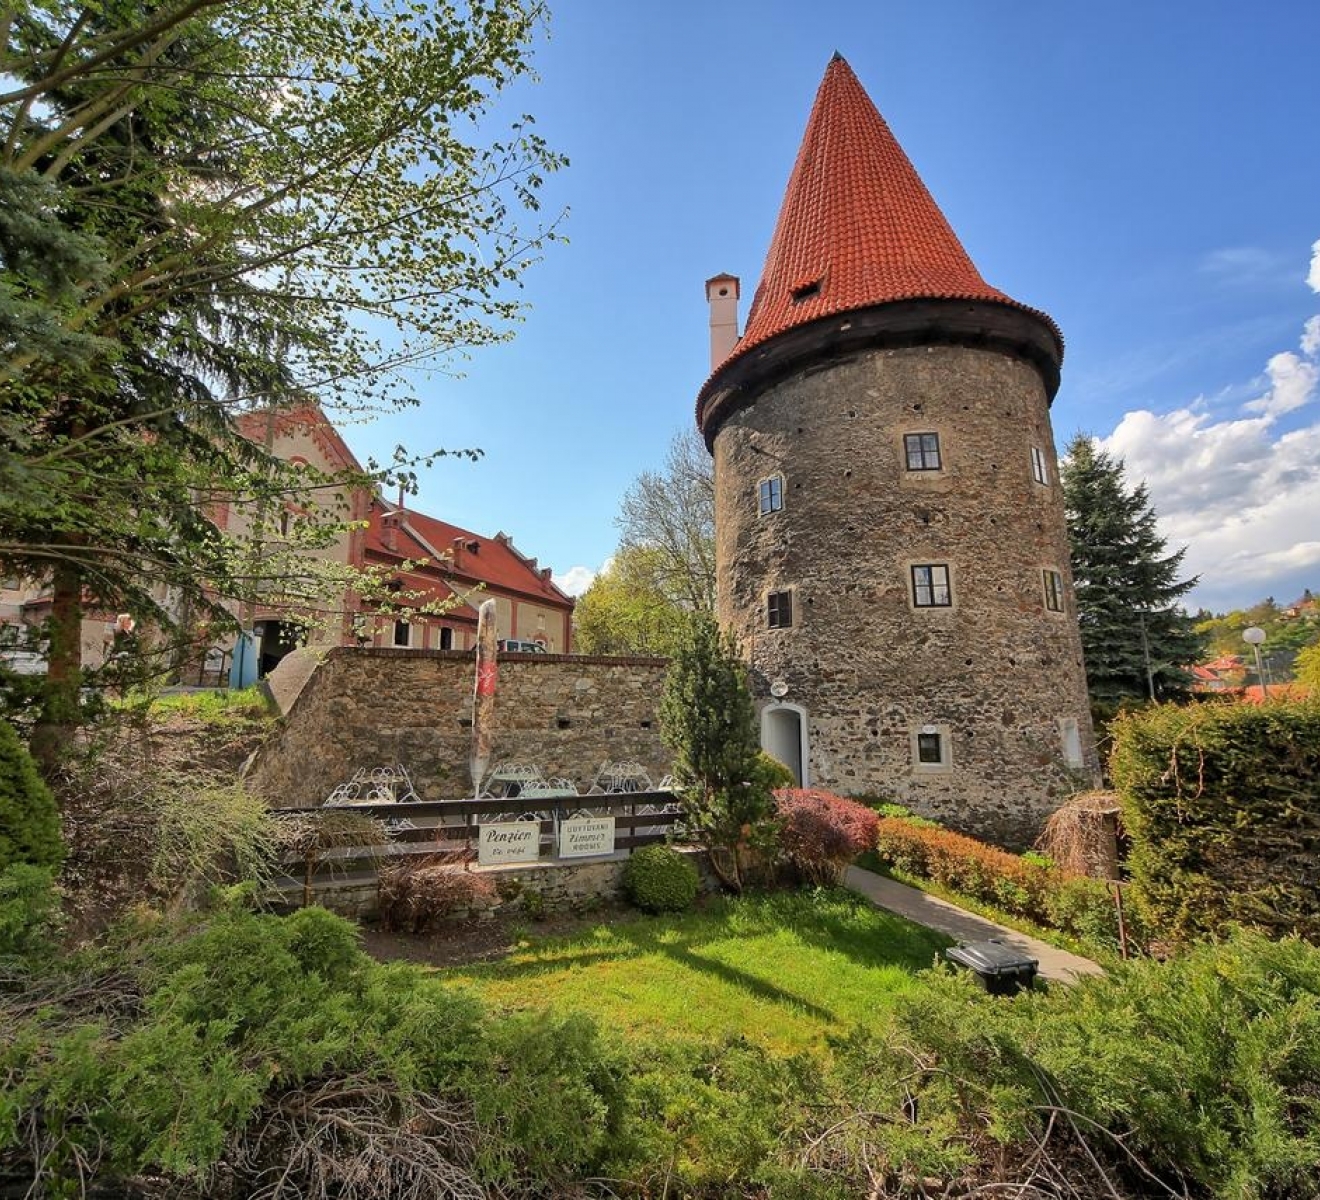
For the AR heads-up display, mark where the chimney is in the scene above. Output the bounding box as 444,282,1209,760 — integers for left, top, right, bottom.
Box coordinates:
450,535,465,568
705,273,740,370
381,509,402,552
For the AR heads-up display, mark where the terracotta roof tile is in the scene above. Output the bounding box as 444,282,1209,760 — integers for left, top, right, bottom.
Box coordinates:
363,501,573,609
700,55,1060,411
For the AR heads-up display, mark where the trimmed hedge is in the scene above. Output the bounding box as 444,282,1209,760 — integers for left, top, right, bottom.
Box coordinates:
622,845,700,913
1111,697,1320,944
874,817,1125,951
0,719,63,872
775,788,880,885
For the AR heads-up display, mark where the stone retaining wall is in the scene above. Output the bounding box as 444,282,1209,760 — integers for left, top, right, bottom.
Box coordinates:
282,850,716,922
245,648,672,808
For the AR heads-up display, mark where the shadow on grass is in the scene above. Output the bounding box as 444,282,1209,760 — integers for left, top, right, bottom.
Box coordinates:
452,887,950,1025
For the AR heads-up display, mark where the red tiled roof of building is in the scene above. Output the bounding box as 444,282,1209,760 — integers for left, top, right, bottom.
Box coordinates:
1240,682,1313,704
363,500,573,609
701,54,1061,405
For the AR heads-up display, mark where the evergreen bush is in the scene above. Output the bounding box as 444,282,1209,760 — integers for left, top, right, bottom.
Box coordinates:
0,864,60,966
0,892,626,1194
1111,697,1320,943
659,613,779,891
0,718,63,871
622,845,700,913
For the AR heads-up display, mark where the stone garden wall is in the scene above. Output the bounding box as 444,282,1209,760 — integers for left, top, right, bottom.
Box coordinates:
293,850,717,922
245,647,671,808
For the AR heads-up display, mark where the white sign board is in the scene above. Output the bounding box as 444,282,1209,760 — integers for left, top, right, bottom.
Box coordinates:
559,816,616,859
478,821,541,866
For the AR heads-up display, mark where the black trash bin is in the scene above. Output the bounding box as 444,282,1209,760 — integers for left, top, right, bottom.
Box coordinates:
944,939,1038,995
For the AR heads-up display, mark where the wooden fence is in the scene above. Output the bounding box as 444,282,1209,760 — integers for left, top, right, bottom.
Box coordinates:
268,791,685,901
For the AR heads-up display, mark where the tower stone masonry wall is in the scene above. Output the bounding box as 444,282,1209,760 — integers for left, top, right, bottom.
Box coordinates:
714,341,1099,846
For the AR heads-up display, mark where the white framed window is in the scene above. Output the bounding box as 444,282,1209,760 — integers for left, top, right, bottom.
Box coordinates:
1030,445,1048,485
767,589,793,629
1058,717,1084,768
904,432,942,471
439,627,454,650
910,724,952,773
1042,568,1064,613
392,619,413,648
911,564,952,608
758,475,784,515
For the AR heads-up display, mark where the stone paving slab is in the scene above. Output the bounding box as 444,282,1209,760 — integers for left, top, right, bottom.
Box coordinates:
844,866,1104,984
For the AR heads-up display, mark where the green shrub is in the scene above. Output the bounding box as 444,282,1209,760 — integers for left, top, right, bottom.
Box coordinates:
0,893,629,1195
0,718,63,871
466,1011,627,1186
0,864,60,965
1111,697,1320,943
659,613,780,891
818,931,1320,1199
622,844,700,913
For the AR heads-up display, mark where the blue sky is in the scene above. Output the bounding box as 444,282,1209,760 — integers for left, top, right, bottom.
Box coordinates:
347,1,1320,614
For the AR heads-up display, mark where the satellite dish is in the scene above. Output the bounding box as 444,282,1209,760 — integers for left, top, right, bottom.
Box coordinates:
769,680,789,699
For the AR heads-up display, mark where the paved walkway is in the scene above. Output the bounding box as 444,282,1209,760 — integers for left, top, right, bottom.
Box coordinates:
844,866,1104,984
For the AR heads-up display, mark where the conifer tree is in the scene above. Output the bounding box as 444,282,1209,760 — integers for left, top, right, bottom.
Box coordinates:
1061,435,1205,702
658,613,776,891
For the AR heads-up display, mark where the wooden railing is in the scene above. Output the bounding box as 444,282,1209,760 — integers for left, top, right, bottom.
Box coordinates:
267,791,685,898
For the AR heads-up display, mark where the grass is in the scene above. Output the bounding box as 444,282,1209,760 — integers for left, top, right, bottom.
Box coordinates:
121,686,274,725
442,889,950,1055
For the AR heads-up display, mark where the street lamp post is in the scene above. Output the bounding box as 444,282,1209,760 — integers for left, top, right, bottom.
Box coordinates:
1137,610,1156,701
1242,626,1269,700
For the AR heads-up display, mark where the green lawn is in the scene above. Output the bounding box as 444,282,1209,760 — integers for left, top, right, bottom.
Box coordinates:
442,889,951,1055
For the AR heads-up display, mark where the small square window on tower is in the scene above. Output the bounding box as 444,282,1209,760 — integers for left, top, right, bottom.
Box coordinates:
758,475,784,515
904,432,942,471
911,564,952,608
1042,568,1064,613
767,590,793,629
911,724,952,772
1030,445,1048,485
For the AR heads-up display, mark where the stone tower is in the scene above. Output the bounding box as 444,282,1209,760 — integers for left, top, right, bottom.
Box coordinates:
697,55,1098,844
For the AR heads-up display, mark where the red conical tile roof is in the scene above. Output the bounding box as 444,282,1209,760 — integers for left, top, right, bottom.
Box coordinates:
702,54,1060,408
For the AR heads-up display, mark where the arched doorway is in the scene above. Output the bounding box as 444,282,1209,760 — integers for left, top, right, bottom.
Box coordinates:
761,702,809,787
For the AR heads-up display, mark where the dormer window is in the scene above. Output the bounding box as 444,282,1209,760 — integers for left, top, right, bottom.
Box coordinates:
790,277,821,302
758,475,784,515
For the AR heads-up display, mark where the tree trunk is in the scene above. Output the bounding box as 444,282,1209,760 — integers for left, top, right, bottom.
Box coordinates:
31,556,83,770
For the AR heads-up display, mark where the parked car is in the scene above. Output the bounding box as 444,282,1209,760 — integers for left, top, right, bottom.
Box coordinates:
497,638,548,653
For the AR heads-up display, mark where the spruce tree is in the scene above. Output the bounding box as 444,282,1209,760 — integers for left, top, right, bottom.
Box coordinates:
0,720,63,871
1061,434,1205,702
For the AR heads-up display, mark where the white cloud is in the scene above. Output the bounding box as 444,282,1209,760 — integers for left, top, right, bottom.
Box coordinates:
1200,245,1286,284
1308,239,1320,293
1302,316,1320,358
1242,351,1318,417
552,565,599,597
1098,248,1320,609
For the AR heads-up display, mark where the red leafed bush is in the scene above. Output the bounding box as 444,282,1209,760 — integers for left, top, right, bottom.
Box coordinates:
378,855,497,932
775,788,880,886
